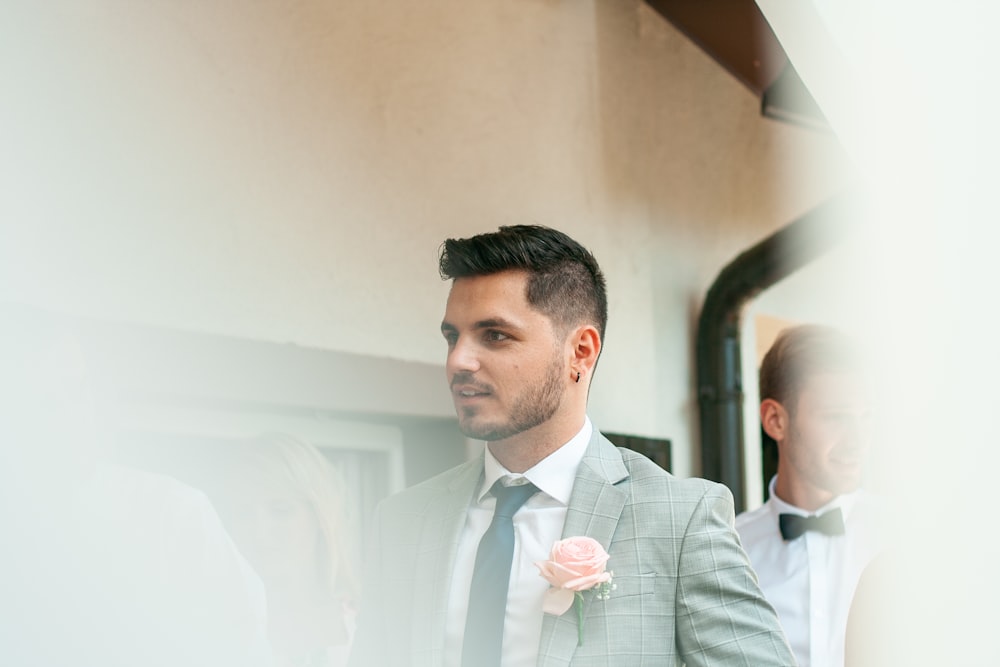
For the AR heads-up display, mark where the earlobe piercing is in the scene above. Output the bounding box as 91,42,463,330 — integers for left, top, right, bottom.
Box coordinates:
575,371,581,383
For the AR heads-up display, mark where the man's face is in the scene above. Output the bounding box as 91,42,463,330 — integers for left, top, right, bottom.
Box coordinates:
441,270,568,442
781,371,872,497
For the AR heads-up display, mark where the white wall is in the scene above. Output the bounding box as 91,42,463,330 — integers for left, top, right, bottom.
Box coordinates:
0,0,852,477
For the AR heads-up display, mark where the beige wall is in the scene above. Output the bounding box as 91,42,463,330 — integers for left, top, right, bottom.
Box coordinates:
0,0,852,477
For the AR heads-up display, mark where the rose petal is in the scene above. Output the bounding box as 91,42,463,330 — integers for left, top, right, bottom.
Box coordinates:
534,561,560,585
563,571,612,591
541,587,576,615
552,536,606,559
548,537,610,576
535,559,585,587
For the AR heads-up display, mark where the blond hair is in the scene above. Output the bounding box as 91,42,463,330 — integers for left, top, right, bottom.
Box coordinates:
241,433,359,602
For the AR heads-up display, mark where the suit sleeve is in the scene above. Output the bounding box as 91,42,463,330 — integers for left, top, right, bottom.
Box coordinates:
674,484,796,666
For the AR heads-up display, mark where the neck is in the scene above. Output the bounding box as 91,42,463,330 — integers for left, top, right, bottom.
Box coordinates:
487,412,585,473
773,473,836,513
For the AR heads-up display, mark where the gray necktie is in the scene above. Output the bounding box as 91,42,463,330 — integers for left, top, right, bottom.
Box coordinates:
461,479,539,667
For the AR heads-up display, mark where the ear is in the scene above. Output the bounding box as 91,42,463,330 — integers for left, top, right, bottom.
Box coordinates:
760,398,789,442
567,324,601,383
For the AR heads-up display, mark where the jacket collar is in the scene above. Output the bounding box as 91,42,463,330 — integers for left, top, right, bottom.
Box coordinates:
537,429,629,666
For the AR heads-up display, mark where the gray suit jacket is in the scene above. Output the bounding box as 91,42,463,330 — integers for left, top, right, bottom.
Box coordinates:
349,431,794,666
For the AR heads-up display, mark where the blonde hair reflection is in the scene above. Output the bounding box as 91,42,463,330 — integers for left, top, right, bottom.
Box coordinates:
240,432,358,603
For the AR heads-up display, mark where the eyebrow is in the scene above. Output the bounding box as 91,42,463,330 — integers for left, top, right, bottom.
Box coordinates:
473,317,520,330
440,317,522,333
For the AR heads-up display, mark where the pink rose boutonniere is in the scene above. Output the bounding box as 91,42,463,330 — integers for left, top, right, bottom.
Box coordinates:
535,536,615,645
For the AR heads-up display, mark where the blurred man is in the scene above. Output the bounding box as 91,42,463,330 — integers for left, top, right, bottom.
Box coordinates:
736,324,883,667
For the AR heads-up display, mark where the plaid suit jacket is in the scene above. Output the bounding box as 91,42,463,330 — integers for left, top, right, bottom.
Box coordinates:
349,430,794,667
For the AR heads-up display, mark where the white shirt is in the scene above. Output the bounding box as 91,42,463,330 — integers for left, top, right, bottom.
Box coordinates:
443,418,592,667
736,477,883,667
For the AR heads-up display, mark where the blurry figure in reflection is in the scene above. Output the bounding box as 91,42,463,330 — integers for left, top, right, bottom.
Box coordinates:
736,325,884,667
214,434,359,667
0,303,272,667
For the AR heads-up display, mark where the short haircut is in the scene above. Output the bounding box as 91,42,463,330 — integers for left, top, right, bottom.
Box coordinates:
759,324,862,411
439,225,608,340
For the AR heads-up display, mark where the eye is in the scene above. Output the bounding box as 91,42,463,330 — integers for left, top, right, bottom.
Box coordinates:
442,330,458,346
484,329,510,343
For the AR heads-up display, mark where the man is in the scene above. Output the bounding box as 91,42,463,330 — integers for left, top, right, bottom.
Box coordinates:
349,225,793,667
736,325,883,667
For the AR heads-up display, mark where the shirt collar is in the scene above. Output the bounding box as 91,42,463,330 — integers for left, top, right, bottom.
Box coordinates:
767,475,861,520
478,417,592,506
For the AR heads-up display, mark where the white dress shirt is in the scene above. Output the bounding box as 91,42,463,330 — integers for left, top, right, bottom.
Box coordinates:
736,477,883,667
443,418,592,667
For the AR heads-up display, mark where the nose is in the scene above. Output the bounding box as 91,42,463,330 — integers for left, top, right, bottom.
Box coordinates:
446,336,481,377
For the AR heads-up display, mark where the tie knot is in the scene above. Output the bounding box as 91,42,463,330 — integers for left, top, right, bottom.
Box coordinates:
490,479,538,519
779,507,845,541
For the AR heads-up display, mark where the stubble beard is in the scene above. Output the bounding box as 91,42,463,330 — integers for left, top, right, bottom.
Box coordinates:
788,424,863,497
457,358,566,442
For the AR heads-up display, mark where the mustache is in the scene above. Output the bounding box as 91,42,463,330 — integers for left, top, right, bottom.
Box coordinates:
450,372,492,393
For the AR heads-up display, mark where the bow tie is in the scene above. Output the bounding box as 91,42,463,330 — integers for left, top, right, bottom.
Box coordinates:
779,507,845,541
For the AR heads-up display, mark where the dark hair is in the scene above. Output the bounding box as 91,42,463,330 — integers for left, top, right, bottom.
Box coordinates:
759,324,862,411
439,225,608,340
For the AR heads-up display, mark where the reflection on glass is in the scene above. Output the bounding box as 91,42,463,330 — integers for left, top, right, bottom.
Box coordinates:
213,434,359,667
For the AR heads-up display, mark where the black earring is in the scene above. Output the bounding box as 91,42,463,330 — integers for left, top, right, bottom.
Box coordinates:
575,371,581,383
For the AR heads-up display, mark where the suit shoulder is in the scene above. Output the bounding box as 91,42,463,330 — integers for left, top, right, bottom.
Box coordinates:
376,458,479,512
615,447,729,501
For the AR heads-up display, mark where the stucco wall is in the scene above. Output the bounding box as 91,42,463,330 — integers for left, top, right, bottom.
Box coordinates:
0,0,852,476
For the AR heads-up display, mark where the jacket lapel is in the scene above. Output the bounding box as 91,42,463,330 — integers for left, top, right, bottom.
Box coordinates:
537,432,628,667
410,457,483,666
